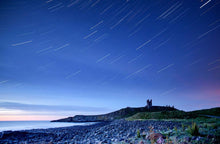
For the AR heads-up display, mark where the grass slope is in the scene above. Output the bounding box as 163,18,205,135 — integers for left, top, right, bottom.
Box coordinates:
126,107,220,120
187,107,220,116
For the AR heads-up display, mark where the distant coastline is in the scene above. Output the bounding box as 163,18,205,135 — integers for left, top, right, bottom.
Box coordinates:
52,100,177,122
0,121,94,132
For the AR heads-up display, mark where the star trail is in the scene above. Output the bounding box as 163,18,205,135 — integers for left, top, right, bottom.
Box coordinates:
0,0,219,120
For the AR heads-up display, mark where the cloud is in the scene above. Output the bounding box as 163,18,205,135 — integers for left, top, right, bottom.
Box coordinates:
0,101,110,113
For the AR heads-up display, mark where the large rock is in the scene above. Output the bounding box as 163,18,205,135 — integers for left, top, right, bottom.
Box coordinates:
146,133,165,143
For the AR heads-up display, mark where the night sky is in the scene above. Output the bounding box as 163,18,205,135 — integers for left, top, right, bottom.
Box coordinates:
0,0,219,120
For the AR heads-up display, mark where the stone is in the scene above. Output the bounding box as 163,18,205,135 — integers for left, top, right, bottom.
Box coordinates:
147,133,165,141
179,142,188,144
156,137,165,144
183,136,191,142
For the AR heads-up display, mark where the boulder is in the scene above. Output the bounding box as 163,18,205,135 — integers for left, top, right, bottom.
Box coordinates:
147,133,165,142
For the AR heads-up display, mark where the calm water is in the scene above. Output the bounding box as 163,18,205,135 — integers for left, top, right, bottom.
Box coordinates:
0,121,95,132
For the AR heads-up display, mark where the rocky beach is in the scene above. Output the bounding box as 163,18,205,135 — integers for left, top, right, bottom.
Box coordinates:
0,119,219,144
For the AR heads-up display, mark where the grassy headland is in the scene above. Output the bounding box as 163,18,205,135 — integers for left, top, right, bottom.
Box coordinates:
126,107,220,121
126,107,220,143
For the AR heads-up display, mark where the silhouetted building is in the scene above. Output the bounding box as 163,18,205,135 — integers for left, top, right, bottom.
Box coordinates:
146,99,152,109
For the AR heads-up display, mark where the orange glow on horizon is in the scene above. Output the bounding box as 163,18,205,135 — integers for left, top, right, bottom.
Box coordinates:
0,115,63,121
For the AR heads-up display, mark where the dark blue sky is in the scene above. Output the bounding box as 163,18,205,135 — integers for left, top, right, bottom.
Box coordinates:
0,0,219,120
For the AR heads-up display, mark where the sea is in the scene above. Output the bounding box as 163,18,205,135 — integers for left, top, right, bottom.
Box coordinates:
0,121,95,132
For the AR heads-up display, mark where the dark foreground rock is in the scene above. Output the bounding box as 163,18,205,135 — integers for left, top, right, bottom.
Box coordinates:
0,120,219,144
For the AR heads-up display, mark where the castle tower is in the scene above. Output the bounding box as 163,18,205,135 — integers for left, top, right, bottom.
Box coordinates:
146,99,152,109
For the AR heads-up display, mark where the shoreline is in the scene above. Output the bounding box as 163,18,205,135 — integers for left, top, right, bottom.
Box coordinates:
0,121,96,132
0,119,218,144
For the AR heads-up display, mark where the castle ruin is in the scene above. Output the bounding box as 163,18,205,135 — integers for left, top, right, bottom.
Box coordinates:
146,99,152,109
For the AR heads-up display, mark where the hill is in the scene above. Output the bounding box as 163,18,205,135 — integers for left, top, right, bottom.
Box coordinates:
51,105,177,122
187,107,220,116
126,107,220,120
